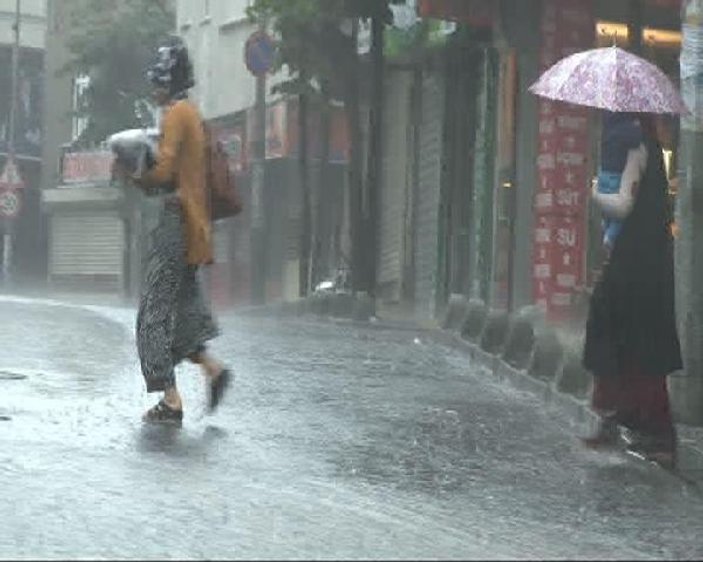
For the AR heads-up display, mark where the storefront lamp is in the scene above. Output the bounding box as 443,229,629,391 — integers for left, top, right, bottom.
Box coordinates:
596,21,629,47
642,27,682,49
596,23,681,50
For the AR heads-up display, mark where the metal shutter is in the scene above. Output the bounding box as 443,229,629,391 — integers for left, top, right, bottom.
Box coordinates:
49,212,124,289
378,69,413,302
414,72,444,320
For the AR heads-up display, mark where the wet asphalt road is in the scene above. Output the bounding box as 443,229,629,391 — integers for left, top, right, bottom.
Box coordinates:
1,296,703,560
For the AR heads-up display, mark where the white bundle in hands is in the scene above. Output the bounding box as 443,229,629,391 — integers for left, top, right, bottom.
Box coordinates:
107,128,159,179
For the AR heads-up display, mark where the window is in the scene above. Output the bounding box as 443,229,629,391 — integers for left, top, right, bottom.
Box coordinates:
72,75,90,142
51,0,65,33
227,0,251,21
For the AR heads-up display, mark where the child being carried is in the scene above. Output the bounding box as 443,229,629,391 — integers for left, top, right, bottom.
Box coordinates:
596,111,643,249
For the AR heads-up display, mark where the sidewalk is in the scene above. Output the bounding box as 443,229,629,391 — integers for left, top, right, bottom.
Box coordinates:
436,330,703,486
0,282,135,309
246,294,703,486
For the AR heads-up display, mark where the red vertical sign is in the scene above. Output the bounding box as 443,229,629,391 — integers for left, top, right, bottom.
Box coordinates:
533,0,594,321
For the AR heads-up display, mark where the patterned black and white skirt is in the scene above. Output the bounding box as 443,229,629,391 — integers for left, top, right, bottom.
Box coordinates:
136,196,219,393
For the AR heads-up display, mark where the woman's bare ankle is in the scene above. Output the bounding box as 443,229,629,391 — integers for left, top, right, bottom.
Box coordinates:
197,354,222,379
163,386,183,410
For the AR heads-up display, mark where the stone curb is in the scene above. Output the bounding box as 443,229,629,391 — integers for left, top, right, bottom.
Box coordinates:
437,321,703,484
429,329,600,430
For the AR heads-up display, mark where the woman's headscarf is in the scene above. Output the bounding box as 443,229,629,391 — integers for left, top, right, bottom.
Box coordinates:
146,36,195,100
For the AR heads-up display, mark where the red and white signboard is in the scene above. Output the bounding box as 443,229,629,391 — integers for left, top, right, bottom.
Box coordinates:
61,150,114,185
533,215,585,319
0,157,24,191
0,157,24,220
533,0,593,321
0,190,21,219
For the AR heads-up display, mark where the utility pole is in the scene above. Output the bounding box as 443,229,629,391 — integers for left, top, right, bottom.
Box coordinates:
348,18,364,294
674,0,703,424
9,0,19,165
251,62,267,304
248,21,269,305
364,8,385,299
3,0,20,285
298,73,311,296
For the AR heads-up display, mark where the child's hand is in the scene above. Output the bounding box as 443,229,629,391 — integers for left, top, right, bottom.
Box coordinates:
591,176,598,197
668,176,679,194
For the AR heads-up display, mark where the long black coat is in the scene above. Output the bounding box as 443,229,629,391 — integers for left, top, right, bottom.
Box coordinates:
583,137,683,378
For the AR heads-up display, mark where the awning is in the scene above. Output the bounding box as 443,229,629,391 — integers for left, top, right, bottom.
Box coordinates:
417,0,494,28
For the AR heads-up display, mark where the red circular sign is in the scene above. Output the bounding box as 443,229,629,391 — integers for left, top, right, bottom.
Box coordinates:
0,189,21,219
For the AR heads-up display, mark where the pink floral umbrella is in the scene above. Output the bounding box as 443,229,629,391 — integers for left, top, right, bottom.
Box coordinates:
529,46,688,114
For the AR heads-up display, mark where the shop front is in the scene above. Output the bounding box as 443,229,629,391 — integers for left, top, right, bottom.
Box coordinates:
0,45,45,282
497,0,682,322
239,97,349,305
42,149,131,294
413,0,497,320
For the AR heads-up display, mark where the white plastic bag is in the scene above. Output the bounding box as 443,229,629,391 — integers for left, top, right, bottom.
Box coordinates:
107,127,159,179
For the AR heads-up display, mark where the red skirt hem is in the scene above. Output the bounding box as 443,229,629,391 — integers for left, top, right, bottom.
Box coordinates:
591,361,674,440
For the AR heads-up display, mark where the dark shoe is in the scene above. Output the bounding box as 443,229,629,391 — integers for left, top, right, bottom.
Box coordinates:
143,399,183,425
209,368,232,412
645,450,677,470
580,416,619,449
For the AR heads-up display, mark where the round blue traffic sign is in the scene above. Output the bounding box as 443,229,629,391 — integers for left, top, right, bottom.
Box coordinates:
245,31,276,77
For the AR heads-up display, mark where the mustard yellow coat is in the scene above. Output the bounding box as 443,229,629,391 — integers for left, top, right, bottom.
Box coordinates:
142,99,213,265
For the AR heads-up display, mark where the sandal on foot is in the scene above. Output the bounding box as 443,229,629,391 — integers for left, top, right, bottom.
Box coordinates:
143,399,183,425
209,369,232,412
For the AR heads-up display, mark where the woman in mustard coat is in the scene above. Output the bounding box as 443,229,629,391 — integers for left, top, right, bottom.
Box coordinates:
117,38,232,424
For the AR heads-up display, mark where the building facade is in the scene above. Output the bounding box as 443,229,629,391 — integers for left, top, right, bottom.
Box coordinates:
40,0,177,297
400,0,692,418
0,0,47,283
176,0,703,423
177,0,350,308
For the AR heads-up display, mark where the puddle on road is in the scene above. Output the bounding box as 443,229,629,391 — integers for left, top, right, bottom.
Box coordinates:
135,421,230,458
0,370,28,381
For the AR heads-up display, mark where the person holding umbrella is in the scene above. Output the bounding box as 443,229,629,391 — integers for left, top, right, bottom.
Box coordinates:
530,46,686,468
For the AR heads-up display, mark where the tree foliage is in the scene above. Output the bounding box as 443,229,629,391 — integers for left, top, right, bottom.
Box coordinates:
246,0,403,101
62,0,174,146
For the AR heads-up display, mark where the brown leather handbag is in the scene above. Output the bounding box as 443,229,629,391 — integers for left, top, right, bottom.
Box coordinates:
203,123,243,221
